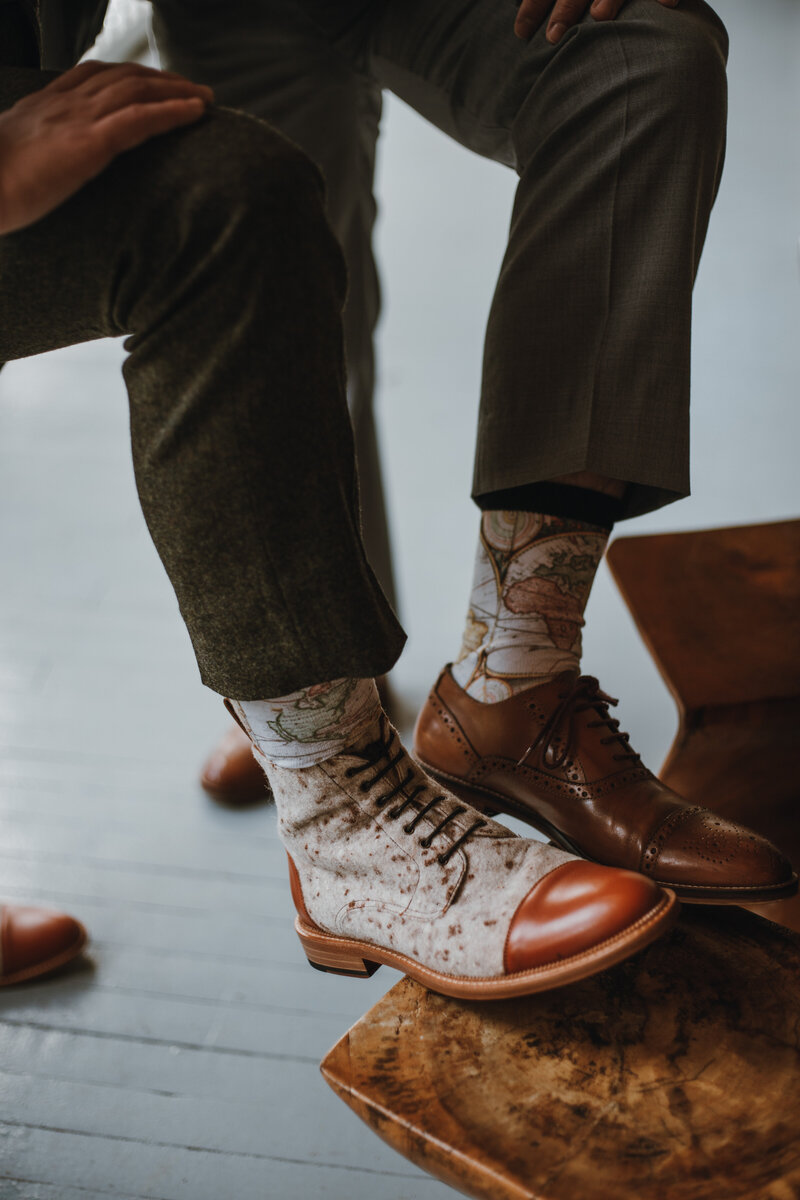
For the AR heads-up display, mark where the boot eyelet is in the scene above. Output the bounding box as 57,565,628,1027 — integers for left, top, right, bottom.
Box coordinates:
359,781,371,793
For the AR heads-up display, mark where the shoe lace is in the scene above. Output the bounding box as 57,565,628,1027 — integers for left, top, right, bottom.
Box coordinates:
517,675,642,771
344,727,487,866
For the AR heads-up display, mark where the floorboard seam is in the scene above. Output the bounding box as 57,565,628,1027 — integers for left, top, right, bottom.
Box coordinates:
0,1120,425,1179
63,982,366,1022
0,1175,170,1200
0,885,289,921
0,1019,320,1063
0,849,282,886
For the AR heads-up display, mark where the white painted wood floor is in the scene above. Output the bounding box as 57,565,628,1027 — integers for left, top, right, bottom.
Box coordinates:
0,350,454,1197
0,0,798,1195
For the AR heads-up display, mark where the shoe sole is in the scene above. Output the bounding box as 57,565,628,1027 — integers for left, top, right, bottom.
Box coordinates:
420,760,800,906
0,923,89,987
295,889,679,1000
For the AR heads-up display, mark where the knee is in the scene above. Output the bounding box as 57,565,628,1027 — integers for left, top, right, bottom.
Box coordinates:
144,105,346,304
113,104,347,334
177,106,328,236
630,1,728,131
511,1,727,168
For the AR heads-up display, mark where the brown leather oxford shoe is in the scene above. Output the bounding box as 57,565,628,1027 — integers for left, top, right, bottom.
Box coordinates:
414,668,798,905
0,904,88,986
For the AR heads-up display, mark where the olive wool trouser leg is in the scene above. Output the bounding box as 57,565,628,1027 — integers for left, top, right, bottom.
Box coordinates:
362,0,730,517
0,68,405,697
151,0,397,614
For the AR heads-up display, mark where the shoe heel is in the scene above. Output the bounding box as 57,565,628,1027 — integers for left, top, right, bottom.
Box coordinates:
296,921,380,979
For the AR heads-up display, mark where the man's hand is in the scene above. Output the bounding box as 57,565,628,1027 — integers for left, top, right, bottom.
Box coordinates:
0,61,214,235
515,0,680,45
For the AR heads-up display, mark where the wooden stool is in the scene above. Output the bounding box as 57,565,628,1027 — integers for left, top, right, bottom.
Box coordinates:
606,519,800,930
322,907,800,1200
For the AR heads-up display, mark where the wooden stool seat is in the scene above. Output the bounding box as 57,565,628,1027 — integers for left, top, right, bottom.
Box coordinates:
606,519,800,929
322,907,800,1200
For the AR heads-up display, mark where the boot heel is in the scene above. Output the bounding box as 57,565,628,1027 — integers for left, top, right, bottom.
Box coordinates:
295,921,380,979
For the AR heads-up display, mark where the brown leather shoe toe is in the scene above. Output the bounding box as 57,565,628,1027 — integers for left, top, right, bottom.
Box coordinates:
415,667,799,905
505,859,665,972
201,725,271,805
0,904,88,986
641,808,796,902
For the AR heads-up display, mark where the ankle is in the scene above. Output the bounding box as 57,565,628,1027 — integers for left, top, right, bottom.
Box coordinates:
229,677,382,769
453,510,607,704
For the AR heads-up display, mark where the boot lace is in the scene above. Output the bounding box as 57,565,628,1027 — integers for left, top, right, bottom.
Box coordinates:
344,728,487,866
517,675,642,771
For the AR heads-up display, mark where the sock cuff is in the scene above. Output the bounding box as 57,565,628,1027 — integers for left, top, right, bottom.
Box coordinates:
474,482,621,530
231,678,381,770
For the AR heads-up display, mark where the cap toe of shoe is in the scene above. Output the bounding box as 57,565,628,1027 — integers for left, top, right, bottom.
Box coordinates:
643,809,795,892
504,859,662,974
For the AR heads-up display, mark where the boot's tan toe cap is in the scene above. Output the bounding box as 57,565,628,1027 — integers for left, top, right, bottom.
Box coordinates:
643,809,795,893
1,905,87,981
504,860,663,974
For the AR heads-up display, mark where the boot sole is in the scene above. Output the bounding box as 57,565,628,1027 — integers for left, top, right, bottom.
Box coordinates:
420,760,800,907
295,889,679,1000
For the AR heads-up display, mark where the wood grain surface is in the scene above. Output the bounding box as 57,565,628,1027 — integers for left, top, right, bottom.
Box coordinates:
606,522,800,712
322,906,800,1200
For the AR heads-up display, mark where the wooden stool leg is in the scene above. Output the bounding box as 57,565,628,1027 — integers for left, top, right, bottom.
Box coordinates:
606,520,800,931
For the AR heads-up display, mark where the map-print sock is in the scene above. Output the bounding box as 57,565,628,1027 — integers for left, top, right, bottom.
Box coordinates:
451,511,609,703
230,678,381,769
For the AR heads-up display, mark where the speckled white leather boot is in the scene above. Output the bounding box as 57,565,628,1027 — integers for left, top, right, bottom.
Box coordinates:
258,714,678,1000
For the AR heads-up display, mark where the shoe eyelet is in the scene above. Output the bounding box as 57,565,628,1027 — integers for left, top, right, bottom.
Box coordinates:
359,781,371,793
402,822,415,834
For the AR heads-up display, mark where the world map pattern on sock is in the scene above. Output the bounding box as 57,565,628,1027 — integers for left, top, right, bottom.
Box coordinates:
452,510,608,703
